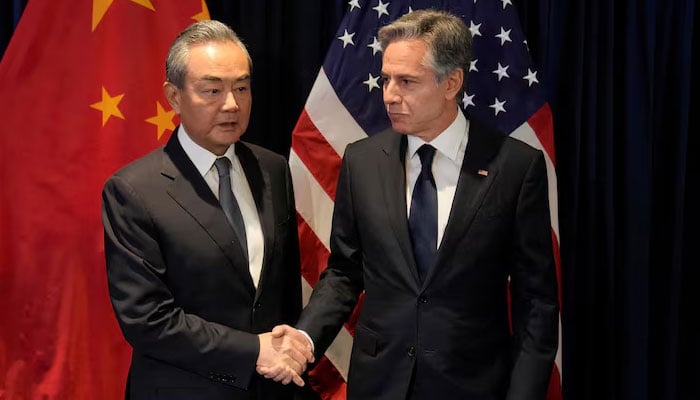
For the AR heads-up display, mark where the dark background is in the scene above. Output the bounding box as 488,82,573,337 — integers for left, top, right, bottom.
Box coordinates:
2,1,698,399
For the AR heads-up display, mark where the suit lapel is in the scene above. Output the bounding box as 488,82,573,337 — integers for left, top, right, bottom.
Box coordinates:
425,118,505,284
162,131,255,293
377,132,421,284
235,143,275,301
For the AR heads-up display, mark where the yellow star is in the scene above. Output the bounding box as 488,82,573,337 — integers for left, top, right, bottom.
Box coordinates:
90,86,125,127
192,0,211,21
145,101,176,140
92,0,114,31
93,0,155,31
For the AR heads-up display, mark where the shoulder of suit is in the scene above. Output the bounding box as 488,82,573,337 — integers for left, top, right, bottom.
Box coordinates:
343,128,396,156
238,140,287,165
466,115,541,159
501,136,543,159
108,145,167,183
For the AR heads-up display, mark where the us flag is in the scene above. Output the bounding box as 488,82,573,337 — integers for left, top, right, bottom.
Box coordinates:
289,1,562,399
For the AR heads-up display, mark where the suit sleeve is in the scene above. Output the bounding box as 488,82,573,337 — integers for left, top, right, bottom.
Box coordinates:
102,175,259,389
295,146,365,359
506,151,559,399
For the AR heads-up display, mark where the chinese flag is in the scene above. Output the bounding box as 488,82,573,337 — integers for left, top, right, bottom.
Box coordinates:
0,1,209,399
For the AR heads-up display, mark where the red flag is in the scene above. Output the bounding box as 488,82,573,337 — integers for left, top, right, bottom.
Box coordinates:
0,1,209,398
290,1,562,399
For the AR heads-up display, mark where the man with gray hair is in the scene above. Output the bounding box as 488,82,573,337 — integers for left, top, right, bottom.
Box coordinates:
282,9,558,400
102,20,313,400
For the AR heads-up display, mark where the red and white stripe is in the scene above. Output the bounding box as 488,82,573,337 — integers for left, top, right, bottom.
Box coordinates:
511,103,563,397
290,69,365,390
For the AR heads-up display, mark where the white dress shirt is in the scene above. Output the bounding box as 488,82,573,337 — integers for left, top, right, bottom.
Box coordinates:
178,127,264,288
405,110,469,248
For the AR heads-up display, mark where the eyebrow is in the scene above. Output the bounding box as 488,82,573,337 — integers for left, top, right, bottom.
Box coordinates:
199,74,251,83
381,72,421,80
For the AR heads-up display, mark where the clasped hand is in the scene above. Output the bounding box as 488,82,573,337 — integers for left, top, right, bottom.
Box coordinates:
256,324,314,386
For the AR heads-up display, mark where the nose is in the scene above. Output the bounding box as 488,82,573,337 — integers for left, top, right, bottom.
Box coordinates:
222,91,239,111
383,80,400,105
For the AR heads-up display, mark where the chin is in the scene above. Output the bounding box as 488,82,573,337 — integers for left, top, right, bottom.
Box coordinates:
390,122,411,135
217,128,244,140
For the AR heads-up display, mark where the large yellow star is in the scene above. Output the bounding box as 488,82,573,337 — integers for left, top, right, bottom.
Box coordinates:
145,101,176,140
90,86,125,127
92,0,155,31
192,0,211,21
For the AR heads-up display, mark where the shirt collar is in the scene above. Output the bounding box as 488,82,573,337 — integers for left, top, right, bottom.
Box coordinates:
406,109,468,163
178,126,236,177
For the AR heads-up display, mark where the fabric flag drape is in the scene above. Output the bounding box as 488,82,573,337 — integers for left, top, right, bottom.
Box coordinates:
0,1,209,399
289,1,562,399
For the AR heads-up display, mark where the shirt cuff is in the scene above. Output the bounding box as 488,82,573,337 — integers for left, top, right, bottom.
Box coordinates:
298,329,315,353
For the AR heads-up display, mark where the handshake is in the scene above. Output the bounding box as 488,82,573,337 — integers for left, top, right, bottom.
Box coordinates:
256,324,315,387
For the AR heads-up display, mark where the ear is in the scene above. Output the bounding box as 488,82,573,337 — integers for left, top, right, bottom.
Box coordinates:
163,81,181,114
443,68,464,100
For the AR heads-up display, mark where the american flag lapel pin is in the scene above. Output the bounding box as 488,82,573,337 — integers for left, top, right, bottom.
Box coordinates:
477,169,489,177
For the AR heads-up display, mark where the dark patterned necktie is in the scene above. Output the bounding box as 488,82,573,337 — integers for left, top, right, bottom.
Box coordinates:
214,157,248,260
408,144,437,282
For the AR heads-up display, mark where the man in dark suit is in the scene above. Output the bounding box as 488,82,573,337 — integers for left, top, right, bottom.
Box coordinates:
102,20,313,400
281,10,559,400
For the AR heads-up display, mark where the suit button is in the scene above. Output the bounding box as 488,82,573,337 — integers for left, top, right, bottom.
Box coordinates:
254,302,262,310
407,346,416,357
418,295,428,304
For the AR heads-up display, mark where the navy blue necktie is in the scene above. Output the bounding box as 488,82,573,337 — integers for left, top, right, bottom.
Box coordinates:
214,157,248,261
409,145,437,282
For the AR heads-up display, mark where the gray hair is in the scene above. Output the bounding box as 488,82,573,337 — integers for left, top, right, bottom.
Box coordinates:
165,20,252,88
378,9,471,88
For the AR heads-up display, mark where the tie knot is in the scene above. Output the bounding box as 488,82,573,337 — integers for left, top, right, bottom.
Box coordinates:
214,157,232,178
416,144,436,168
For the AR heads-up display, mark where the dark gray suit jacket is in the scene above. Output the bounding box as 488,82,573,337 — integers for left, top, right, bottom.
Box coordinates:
102,128,302,400
297,118,559,400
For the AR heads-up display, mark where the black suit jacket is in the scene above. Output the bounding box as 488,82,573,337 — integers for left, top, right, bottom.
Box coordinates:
102,129,302,400
297,118,559,400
